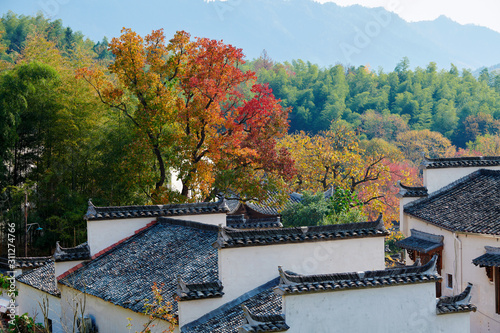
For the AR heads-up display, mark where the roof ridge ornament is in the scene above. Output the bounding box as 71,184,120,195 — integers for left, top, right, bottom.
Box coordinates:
85,199,97,219
241,305,261,326
177,275,190,294
278,266,296,285
454,283,473,305
422,254,438,275
485,246,500,255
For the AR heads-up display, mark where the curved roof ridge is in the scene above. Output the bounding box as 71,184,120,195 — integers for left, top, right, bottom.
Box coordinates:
85,199,229,220
422,155,500,169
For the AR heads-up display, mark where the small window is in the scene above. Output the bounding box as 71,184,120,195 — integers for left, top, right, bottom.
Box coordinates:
447,274,453,289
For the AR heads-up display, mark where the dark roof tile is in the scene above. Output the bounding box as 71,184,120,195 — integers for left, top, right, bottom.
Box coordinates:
436,283,476,315
53,242,90,262
396,229,443,253
472,246,500,267
177,277,224,301
215,216,388,249
227,215,283,229
404,169,500,235
183,278,282,333
59,219,219,314
274,255,441,295
15,256,51,269
422,156,500,169
85,199,229,221
397,181,428,198
17,260,60,297
238,305,289,332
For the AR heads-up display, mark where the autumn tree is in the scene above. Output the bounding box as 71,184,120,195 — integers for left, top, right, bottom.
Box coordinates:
395,129,455,164
466,134,500,156
280,122,397,219
79,29,294,203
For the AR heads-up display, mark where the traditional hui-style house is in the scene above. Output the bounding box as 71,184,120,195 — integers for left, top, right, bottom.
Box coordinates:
398,156,500,333
16,195,476,332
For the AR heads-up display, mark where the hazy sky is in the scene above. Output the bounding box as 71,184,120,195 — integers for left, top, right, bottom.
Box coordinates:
316,0,500,33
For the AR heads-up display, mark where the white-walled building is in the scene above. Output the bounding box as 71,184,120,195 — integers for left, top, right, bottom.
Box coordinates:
398,156,500,333
16,194,476,332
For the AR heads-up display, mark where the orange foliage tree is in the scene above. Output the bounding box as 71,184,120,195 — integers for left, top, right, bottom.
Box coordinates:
395,129,456,164
78,29,294,203
279,123,419,223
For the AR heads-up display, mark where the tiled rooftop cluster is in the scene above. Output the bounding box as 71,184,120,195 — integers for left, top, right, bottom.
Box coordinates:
183,279,283,333
59,219,220,314
17,260,60,297
274,255,440,295
422,156,500,169
215,217,388,248
404,169,500,235
15,256,51,269
85,199,228,220
53,242,91,262
226,215,283,229
436,283,477,315
397,181,428,198
396,229,443,253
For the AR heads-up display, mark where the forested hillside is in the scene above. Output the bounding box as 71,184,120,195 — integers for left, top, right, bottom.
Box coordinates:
1,12,500,256
247,56,500,148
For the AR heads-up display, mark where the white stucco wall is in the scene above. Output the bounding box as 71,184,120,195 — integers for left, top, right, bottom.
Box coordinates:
87,217,155,256
59,284,178,333
423,166,500,194
400,196,419,236
17,283,63,333
405,216,500,333
284,283,470,333
54,260,84,280
179,237,385,327
169,213,226,226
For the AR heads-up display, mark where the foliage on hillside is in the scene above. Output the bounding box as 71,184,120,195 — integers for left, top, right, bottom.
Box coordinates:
248,56,500,149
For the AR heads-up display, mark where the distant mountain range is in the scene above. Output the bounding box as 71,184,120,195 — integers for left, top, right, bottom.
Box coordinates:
3,0,500,70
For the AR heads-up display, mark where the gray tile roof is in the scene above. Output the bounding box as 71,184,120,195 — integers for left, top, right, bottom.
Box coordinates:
59,219,219,314
182,278,282,333
436,283,476,315
177,278,224,301
396,229,443,253
397,181,428,198
85,199,229,221
226,193,303,216
422,156,500,169
239,305,289,332
472,246,500,267
15,256,51,269
274,255,440,295
226,215,283,229
53,242,90,262
404,169,500,235
17,260,60,297
215,216,388,249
